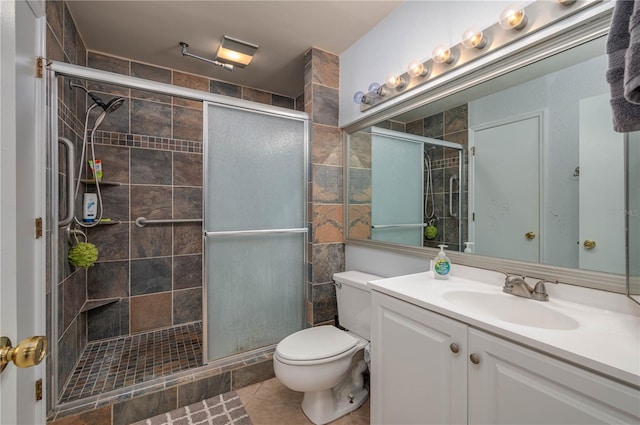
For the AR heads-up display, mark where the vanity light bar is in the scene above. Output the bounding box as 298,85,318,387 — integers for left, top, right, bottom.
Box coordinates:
357,0,601,111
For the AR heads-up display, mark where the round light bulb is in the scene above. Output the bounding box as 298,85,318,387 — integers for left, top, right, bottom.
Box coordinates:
407,61,428,78
386,73,406,89
461,27,487,49
499,5,527,30
353,91,371,105
368,82,385,96
432,45,454,64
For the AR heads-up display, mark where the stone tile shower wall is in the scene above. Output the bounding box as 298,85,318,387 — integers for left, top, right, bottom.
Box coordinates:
407,104,469,252
46,0,89,400
304,48,344,326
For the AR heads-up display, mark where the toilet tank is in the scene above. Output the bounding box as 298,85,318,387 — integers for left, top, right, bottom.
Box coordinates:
333,271,382,341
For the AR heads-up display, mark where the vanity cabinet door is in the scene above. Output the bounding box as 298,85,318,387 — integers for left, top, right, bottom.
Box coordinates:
371,292,468,425
468,328,640,424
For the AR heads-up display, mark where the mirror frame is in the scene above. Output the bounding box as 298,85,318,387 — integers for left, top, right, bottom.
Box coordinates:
343,7,628,294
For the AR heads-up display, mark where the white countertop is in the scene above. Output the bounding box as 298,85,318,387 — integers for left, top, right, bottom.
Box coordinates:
368,267,640,387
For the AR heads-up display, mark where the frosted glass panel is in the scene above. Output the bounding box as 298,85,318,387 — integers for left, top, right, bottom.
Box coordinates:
371,132,423,246
205,102,306,362
207,106,305,231
206,233,304,360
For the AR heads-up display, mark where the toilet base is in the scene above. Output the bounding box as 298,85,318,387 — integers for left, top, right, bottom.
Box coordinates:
300,360,369,425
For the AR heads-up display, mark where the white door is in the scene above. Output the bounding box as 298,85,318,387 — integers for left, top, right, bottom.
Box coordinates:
470,114,541,262
371,292,467,425
578,94,625,274
0,1,46,424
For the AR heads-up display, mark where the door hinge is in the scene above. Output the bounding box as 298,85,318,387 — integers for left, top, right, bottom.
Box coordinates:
36,57,44,79
472,212,476,221
35,379,43,401
471,146,476,156
35,217,43,239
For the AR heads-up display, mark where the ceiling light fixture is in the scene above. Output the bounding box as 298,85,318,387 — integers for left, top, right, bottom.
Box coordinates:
215,35,259,68
179,42,233,71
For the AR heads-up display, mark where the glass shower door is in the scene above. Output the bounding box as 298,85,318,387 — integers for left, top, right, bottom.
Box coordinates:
204,101,308,362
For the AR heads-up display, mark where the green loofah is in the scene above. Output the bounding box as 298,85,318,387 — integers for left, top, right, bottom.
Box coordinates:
69,242,99,268
425,225,438,240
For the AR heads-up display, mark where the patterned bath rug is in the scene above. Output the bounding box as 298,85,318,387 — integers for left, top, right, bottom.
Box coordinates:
133,390,253,425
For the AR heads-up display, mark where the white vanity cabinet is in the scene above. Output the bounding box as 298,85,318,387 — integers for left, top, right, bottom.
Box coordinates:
371,291,640,425
370,291,467,424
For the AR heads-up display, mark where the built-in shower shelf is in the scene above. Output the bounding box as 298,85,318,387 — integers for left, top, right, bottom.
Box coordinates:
80,179,121,186
80,298,121,312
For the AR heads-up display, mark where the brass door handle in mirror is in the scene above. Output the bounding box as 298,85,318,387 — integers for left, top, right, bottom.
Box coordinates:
583,240,596,249
0,336,47,373
525,231,536,240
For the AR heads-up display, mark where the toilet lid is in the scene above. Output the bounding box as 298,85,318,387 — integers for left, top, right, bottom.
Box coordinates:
276,326,358,362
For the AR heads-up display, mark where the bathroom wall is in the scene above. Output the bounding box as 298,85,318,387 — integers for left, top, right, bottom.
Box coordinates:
304,48,345,326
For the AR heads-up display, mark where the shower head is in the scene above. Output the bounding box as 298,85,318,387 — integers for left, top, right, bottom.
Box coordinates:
69,81,124,113
92,96,125,130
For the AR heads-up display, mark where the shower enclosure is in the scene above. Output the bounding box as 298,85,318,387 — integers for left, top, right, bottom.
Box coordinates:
46,61,308,415
367,127,464,250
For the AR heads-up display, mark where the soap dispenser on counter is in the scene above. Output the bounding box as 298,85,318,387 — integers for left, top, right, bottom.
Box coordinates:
463,242,474,253
433,244,451,280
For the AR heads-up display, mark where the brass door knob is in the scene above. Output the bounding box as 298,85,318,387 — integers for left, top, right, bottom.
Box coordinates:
0,336,47,373
469,353,481,365
525,231,536,240
450,343,459,354
583,240,596,249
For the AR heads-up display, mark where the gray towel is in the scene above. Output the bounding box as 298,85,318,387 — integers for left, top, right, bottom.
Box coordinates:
606,0,640,132
624,1,640,103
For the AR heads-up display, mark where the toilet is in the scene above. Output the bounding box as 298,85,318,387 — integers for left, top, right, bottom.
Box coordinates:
273,271,381,425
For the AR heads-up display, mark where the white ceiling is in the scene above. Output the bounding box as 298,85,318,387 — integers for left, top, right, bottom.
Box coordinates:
66,1,403,98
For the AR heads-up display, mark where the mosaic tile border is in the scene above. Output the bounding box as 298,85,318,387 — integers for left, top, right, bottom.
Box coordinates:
92,130,203,153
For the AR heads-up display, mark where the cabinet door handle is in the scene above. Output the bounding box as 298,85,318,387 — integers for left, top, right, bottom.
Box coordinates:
469,353,480,364
449,343,459,354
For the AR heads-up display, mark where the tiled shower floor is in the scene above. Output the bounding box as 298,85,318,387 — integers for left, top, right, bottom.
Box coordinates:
60,322,203,403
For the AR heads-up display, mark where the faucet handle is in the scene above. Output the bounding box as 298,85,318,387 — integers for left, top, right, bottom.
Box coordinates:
532,280,549,301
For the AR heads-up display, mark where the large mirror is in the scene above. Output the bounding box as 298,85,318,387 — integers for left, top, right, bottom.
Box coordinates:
347,21,638,289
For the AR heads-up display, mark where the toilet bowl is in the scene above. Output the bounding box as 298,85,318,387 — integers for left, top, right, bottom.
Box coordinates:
273,271,381,425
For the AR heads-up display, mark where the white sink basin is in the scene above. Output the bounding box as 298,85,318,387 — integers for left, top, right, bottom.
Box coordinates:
443,290,580,330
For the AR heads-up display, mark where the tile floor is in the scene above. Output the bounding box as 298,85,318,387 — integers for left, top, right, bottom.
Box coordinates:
237,377,370,425
60,322,203,403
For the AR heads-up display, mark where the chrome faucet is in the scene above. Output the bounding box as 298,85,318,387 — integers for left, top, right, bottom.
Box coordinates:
503,275,549,301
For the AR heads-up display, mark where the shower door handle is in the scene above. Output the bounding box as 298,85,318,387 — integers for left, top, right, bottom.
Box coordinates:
58,137,76,227
449,175,458,218
205,227,308,238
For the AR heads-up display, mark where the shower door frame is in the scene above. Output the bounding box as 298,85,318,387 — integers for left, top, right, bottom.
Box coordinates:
201,100,309,363
46,60,309,409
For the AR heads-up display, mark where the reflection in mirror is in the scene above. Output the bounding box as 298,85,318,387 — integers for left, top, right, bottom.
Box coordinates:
349,127,464,248
347,36,631,277
629,133,640,302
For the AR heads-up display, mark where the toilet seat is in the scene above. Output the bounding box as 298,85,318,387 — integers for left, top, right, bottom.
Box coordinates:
275,326,358,364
